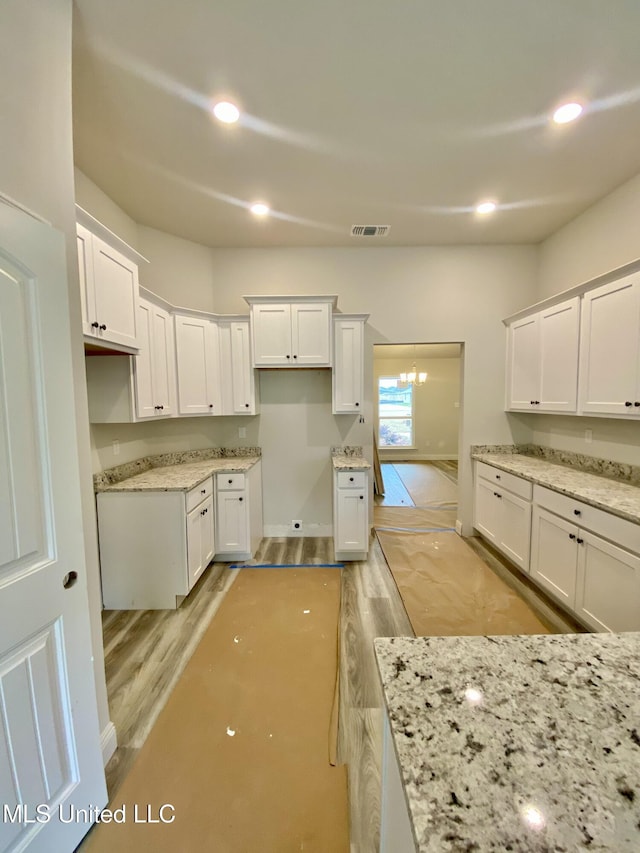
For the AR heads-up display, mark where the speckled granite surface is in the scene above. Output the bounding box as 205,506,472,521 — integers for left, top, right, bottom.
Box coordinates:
95,448,261,492
331,446,371,471
472,451,640,525
375,633,640,853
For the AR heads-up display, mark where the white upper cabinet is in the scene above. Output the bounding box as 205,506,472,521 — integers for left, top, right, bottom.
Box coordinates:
578,274,640,416
333,314,368,414
218,319,259,415
174,314,222,416
76,207,146,353
246,296,336,366
133,294,177,419
506,297,579,412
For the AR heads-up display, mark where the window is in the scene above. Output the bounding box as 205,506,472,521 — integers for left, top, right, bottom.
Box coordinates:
378,377,413,447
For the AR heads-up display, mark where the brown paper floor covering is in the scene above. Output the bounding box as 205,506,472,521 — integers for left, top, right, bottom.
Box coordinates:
376,530,553,636
374,505,457,531
82,567,349,853
391,462,458,507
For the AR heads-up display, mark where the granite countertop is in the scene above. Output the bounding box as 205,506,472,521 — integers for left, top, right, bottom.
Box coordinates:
375,633,640,852
331,445,371,471
472,451,640,525
96,456,260,493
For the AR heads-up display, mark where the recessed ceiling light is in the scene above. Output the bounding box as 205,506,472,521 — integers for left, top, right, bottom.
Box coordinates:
475,201,497,215
250,202,270,217
552,102,583,124
213,101,240,124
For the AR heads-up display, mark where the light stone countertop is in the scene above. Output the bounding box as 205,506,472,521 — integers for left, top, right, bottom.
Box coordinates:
96,456,260,493
332,454,371,471
473,452,640,525
375,633,640,853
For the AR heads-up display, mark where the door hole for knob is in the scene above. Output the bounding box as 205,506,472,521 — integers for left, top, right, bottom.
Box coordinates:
63,571,78,590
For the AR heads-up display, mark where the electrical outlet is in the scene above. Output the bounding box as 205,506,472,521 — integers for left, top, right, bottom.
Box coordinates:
112,440,120,456
291,520,302,533
585,429,593,443
238,427,246,439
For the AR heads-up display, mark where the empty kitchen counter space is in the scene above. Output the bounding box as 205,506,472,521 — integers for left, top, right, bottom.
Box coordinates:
375,633,640,853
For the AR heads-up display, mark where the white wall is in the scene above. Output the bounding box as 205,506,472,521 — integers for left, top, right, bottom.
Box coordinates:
0,1,110,737
531,169,640,465
374,356,461,460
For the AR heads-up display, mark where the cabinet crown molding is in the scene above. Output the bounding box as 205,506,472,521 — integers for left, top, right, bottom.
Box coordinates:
76,205,149,266
243,294,338,307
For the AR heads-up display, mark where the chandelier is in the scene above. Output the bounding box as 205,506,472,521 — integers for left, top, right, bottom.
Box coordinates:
399,347,427,386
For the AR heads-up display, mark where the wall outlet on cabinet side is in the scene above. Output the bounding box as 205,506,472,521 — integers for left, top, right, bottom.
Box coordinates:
585,429,593,443
112,440,120,456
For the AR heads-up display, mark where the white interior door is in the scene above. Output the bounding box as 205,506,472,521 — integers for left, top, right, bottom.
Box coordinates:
0,202,106,853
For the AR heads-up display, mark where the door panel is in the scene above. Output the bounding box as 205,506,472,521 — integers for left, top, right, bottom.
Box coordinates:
252,304,291,365
292,303,331,365
530,507,578,606
498,490,531,572
92,237,138,348
0,203,106,852
576,533,640,632
507,315,539,410
539,298,579,411
134,299,155,418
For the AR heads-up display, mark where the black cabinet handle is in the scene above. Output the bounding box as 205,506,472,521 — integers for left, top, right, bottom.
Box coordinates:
573,509,581,516
201,489,206,494
158,405,164,410
359,495,364,500
228,479,233,484
635,402,640,407
245,403,250,407
625,401,633,407
569,533,576,540
355,402,359,406
495,474,501,480
293,354,298,359
286,354,291,359
209,404,214,409
154,405,160,410
239,497,243,502
99,324,107,331
91,321,99,328
494,492,502,499
349,477,354,482
576,537,584,545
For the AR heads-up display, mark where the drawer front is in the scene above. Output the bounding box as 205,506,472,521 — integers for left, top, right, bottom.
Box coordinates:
337,470,367,489
186,477,213,513
218,472,246,491
475,461,532,501
534,484,640,555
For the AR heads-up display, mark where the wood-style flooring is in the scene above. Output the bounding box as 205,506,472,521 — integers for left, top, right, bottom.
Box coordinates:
97,460,579,853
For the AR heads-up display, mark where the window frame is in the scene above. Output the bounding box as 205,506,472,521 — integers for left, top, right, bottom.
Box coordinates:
377,375,415,449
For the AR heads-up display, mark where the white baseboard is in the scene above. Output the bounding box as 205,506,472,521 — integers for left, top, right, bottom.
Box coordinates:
455,519,463,536
263,523,333,538
379,453,458,462
101,721,117,766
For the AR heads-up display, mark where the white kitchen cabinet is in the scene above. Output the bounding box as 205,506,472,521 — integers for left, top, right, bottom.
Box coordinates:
506,297,580,412
246,296,336,367
97,477,215,609
133,293,177,419
214,462,263,561
76,207,145,353
175,313,222,416
333,469,370,560
531,484,640,631
218,318,259,415
578,274,640,417
473,461,532,572
332,314,368,414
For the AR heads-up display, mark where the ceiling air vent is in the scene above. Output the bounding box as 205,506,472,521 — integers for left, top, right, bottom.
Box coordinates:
350,225,390,237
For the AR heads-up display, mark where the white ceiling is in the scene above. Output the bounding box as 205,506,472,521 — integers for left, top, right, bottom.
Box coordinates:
72,0,640,249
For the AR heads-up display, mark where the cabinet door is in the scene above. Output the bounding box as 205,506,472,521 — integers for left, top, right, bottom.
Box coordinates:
91,235,139,349
530,507,578,607
252,304,292,365
216,491,249,553
76,223,97,337
473,477,499,545
579,275,640,415
151,304,177,415
333,317,364,413
200,495,215,569
496,489,531,572
336,489,367,551
134,299,156,419
187,503,204,590
538,298,579,412
230,321,256,414
175,315,221,415
506,314,539,410
292,302,331,365
575,532,640,632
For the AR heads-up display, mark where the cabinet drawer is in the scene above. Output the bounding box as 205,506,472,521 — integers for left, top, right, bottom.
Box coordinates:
475,461,532,500
534,484,640,555
337,471,367,489
218,472,246,491
186,477,213,513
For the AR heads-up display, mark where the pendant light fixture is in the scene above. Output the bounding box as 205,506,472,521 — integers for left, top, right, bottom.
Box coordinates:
399,346,427,386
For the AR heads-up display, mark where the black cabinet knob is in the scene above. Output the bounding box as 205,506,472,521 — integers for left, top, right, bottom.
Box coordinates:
494,492,502,498
635,402,640,407
239,497,243,502
349,477,354,482
359,495,364,500
574,509,581,516
91,321,99,328
286,354,291,359
209,404,214,408
625,401,633,407
495,474,501,480
201,489,206,494
577,537,584,545
293,354,298,359
228,479,233,484
355,402,359,407
569,533,576,540
245,403,250,408
99,324,107,331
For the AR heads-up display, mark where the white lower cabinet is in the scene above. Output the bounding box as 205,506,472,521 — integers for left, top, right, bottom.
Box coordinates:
214,462,263,561
530,485,640,631
333,470,370,560
97,478,215,609
473,461,532,572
